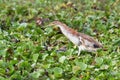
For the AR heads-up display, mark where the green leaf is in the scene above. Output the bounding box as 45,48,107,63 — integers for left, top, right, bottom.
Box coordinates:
32,54,39,62
44,27,53,35
0,49,7,57
72,66,80,74
59,56,66,63
95,57,103,65
100,65,109,70
113,39,120,46
0,76,6,80
10,71,22,80
42,64,51,69
30,69,44,79
75,62,87,70
42,54,49,60
53,67,63,78
0,68,5,75
31,71,40,79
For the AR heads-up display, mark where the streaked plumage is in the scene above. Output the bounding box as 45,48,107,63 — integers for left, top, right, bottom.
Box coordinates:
50,21,102,56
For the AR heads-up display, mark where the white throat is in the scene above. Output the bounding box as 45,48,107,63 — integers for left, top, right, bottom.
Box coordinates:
56,25,80,46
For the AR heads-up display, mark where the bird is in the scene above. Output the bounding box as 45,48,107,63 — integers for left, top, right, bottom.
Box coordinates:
49,21,103,56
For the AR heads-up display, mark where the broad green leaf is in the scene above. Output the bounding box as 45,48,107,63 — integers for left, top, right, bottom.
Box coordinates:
32,54,39,62
42,64,51,69
75,62,87,70
30,69,45,79
53,67,63,78
72,66,80,74
59,56,66,63
0,76,6,80
0,68,5,75
100,65,109,70
44,27,53,35
95,57,103,65
42,54,49,60
31,72,40,79
10,71,22,80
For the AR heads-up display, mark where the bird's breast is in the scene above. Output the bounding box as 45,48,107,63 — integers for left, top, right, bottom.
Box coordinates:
65,32,80,46
59,27,80,46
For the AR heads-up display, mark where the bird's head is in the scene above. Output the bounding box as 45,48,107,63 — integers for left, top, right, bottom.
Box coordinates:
50,21,61,25
48,21,63,30
49,21,63,27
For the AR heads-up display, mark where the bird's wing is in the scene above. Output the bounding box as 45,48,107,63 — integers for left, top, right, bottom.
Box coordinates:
78,33,102,48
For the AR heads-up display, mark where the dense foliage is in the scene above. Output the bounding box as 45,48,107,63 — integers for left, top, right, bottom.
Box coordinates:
0,0,120,80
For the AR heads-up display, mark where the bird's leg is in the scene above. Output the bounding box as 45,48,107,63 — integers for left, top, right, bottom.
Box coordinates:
78,47,81,56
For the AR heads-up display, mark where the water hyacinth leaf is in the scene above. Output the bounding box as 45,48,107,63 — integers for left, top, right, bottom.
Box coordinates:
0,76,6,80
43,63,51,69
8,64,15,74
42,54,49,60
32,54,39,62
72,66,80,74
0,49,7,57
30,71,41,79
113,39,120,46
95,57,103,65
17,23,28,31
19,22,28,27
53,67,63,77
0,68,5,75
100,65,109,70
30,69,45,78
59,56,66,63
9,71,22,80
44,27,53,35
18,61,31,71
76,62,87,70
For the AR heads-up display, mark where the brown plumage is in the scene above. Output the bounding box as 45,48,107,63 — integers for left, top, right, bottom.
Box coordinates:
50,21,102,56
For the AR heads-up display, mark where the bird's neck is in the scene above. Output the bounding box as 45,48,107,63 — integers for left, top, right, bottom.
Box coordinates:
56,24,80,46
57,24,71,35
56,24,79,37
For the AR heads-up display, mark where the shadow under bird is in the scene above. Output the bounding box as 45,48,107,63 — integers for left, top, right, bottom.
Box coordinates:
49,21,103,56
